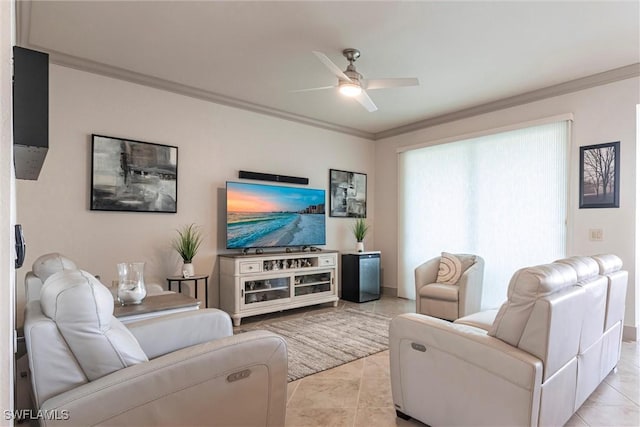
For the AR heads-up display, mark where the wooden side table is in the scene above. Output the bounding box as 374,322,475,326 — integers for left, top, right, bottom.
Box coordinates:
114,293,200,324
166,274,209,308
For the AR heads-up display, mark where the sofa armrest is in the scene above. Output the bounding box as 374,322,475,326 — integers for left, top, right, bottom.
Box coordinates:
414,258,440,313
457,257,484,316
390,313,543,426
39,330,287,427
126,309,233,359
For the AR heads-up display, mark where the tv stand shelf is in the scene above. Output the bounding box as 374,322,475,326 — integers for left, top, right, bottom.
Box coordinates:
219,250,339,326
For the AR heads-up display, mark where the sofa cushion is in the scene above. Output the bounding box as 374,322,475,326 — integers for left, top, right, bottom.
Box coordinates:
436,252,476,285
40,270,148,381
32,252,77,283
489,262,577,346
591,254,623,275
554,256,599,283
418,283,459,302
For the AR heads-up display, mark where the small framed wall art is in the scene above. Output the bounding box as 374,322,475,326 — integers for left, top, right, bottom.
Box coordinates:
91,134,178,213
579,141,620,209
329,169,367,217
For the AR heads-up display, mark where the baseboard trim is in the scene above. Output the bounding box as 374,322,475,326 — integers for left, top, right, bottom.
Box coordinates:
381,286,398,297
623,325,638,342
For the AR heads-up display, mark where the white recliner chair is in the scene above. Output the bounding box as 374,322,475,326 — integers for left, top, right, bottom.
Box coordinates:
24,268,288,426
414,253,484,321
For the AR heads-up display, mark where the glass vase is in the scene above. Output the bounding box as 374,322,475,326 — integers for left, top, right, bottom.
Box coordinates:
117,262,147,305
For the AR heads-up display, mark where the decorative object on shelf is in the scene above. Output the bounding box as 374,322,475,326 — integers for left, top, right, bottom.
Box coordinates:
352,217,369,252
117,262,147,305
329,169,367,217
172,223,203,277
90,134,178,213
579,141,620,209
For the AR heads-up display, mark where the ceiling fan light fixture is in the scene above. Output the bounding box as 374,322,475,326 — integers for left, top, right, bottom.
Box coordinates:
339,82,362,97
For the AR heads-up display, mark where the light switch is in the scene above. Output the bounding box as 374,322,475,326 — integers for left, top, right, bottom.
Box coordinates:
589,228,604,241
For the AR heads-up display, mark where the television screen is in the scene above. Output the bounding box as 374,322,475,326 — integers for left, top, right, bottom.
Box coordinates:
226,181,326,249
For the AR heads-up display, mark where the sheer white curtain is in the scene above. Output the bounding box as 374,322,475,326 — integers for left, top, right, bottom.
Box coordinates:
398,120,569,308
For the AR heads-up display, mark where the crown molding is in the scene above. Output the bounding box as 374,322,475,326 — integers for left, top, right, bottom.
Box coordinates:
374,63,640,140
39,49,375,140
16,1,639,141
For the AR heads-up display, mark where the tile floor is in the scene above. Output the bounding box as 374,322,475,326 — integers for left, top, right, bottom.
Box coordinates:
237,296,640,427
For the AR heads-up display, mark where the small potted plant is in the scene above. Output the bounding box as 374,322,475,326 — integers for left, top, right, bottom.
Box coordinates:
352,217,369,253
172,223,203,277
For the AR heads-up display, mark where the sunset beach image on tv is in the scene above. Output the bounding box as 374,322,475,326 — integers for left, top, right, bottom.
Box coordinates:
226,181,326,249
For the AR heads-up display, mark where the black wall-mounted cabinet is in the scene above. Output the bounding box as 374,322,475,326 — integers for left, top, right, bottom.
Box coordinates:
13,46,49,180
341,252,381,303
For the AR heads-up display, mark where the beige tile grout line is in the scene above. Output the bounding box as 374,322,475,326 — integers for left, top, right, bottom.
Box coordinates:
352,356,367,427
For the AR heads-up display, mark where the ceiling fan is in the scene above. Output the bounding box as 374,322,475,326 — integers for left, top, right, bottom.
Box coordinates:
294,48,419,112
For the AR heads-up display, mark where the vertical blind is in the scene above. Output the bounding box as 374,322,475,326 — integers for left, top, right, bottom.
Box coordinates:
398,120,569,308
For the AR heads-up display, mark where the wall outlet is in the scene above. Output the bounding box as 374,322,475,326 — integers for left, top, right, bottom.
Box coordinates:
589,228,604,241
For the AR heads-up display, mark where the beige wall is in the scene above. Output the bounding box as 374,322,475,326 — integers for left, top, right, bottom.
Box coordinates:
15,65,375,325
375,77,639,335
1,0,16,418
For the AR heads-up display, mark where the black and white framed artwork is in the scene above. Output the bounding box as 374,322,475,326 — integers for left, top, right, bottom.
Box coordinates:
91,134,178,213
329,169,367,217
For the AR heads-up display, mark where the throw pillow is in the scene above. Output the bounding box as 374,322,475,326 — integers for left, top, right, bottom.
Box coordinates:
436,252,476,285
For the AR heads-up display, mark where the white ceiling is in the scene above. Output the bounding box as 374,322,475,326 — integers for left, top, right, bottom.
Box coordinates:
18,1,640,139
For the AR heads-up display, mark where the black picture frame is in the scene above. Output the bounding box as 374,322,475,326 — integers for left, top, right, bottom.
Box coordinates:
91,134,178,213
329,169,367,217
579,141,620,209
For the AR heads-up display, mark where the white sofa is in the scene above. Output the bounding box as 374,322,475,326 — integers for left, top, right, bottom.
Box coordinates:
390,254,627,426
23,254,288,426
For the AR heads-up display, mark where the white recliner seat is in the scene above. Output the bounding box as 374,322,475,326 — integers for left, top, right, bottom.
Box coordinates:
24,269,288,426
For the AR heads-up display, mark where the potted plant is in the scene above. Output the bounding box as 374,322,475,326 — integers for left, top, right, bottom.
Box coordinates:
352,217,369,252
172,223,203,277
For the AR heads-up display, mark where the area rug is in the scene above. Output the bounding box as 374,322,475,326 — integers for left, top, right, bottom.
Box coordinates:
250,308,392,382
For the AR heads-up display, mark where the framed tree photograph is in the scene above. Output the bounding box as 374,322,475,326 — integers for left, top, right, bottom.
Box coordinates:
91,134,178,213
579,141,620,209
329,169,367,217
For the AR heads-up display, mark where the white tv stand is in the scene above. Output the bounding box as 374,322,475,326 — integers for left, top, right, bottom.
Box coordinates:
219,250,339,326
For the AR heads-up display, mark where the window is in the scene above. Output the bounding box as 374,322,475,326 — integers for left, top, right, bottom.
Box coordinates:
398,120,569,307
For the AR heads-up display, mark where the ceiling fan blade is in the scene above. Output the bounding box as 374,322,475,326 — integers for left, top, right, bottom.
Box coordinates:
363,78,419,90
312,51,352,83
291,85,336,93
354,90,378,112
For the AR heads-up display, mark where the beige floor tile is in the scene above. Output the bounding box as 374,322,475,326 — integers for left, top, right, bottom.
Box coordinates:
564,412,589,426
583,381,636,406
358,376,394,408
577,404,640,426
604,364,640,405
288,378,360,409
355,407,422,427
287,380,301,404
312,358,364,380
363,351,390,378
285,408,356,427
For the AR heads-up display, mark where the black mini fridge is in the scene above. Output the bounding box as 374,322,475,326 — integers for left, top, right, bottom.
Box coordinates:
341,251,381,303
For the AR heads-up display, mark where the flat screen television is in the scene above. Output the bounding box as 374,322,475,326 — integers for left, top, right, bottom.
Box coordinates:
226,181,326,249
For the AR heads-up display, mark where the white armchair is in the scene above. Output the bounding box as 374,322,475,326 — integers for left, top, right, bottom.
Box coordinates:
24,269,288,426
414,253,484,320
